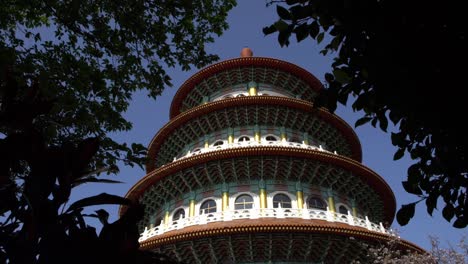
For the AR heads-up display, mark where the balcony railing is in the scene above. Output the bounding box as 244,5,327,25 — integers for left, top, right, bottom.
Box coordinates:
139,208,390,242
173,140,336,163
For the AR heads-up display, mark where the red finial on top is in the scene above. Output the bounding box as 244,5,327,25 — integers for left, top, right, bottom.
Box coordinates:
240,47,253,57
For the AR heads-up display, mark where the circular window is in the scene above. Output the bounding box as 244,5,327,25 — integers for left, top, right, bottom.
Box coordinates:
307,197,326,210
273,194,292,208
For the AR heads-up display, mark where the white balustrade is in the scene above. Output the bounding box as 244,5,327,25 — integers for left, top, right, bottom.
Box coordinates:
138,208,391,242
173,140,336,162
347,211,355,226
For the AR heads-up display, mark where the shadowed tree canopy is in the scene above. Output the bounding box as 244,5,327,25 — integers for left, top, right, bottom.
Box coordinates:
1,0,235,172
0,0,235,263
264,0,468,228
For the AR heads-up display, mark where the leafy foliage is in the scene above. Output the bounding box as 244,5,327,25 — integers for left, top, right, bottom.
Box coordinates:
0,0,235,173
265,0,468,228
0,0,235,262
352,235,468,264
0,57,181,264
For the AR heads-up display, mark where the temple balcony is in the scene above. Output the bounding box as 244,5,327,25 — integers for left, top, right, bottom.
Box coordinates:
172,139,337,163
139,207,391,242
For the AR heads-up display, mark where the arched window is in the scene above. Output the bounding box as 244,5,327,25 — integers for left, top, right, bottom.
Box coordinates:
273,194,292,208
223,95,233,99
261,93,269,96
234,194,254,210
338,205,349,215
192,148,201,153
173,208,185,220
213,140,224,147
236,94,245,97
200,199,217,214
265,135,279,141
154,217,162,226
238,136,250,142
307,197,326,210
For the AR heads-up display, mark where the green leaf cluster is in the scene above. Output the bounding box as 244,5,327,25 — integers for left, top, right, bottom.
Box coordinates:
1,0,235,173
0,0,235,262
0,63,182,263
265,0,468,228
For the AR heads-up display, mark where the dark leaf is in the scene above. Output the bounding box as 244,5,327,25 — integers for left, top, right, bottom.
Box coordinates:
324,72,334,83
355,117,372,127
442,203,455,222
378,112,388,132
402,181,422,195
410,148,419,160
294,23,309,42
67,193,131,212
333,69,351,83
371,117,377,127
317,32,324,44
327,101,338,113
451,190,458,203
274,20,289,32
72,137,100,179
325,88,338,113
453,218,467,228
391,132,406,146
95,209,109,225
389,110,401,125
419,175,431,191
278,28,291,47
337,90,349,105
426,194,438,216
396,203,416,226
309,21,320,39
407,164,421,183
263,25,277,35
319,15,332,31
277,5,292,20
458,192,465,206
393,148,405,160
290,5,311,20
353,93,369,112
330,35,342,50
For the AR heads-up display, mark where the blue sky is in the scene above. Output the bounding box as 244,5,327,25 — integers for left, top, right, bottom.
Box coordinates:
74,0,466,251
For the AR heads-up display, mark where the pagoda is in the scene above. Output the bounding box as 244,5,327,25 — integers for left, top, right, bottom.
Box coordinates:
122,48,422,263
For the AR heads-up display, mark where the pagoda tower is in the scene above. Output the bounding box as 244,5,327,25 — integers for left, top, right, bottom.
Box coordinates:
122,48,423,263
